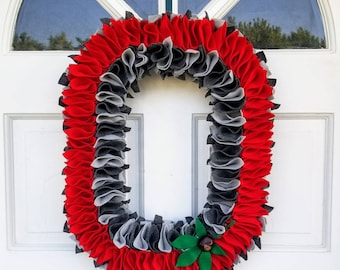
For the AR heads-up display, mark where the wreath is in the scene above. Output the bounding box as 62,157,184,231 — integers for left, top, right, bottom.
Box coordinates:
59,11,277,270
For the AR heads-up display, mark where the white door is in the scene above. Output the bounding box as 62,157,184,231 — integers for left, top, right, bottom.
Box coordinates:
0,0,339,270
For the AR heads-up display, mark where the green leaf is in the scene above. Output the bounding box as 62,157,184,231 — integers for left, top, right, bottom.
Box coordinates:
225,220,236,230
198,251,212,270
171,235,198,249
175,246,201,267
211,244,226,256
212,234,222,240
195,218,207,238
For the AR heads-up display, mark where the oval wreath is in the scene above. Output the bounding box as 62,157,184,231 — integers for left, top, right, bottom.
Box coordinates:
59,11,277,270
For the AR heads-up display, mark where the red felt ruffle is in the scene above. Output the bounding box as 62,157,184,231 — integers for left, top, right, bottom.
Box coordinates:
61,13,275,270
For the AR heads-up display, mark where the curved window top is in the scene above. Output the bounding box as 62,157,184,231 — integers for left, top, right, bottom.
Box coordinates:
224,0,326,49
12,0,327,51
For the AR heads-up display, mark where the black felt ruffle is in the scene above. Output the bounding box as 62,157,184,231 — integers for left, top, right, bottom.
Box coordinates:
91,37,246,251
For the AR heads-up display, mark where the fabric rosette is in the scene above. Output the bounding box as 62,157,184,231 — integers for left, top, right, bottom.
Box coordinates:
59,11,277,270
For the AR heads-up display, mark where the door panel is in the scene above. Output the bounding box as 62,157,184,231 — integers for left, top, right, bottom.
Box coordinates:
265,113,333,251
1,1,339,270
4,114,67,251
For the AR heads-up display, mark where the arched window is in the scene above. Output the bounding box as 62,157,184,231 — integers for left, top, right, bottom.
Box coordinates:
12,0,326,50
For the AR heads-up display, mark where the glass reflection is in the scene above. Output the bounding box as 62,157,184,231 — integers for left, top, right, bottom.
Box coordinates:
224,0,326,49
13,0,111,50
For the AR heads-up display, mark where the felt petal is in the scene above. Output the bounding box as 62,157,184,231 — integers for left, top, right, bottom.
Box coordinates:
171,235,198,249
198,251,212,270
211,244,226,256
175,246,201,267
195,218,207,238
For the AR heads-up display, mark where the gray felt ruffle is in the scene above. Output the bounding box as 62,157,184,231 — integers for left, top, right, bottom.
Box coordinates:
92,37,246,251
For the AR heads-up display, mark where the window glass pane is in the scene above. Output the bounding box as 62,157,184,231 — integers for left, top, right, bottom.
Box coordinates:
178,0,210,14
125,0,158,19
13,0,326,51
13,0,111,51
225,0,326,49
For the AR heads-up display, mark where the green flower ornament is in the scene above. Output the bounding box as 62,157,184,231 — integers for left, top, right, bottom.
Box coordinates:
171,218,235,270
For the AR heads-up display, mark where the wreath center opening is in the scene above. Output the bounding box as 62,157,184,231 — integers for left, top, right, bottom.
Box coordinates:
125,74,211,221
